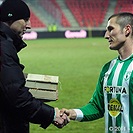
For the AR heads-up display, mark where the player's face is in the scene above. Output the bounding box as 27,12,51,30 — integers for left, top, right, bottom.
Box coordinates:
104,17,126,50
10,18,31,38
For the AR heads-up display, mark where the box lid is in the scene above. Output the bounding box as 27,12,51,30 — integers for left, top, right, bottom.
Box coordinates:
26,73,59,84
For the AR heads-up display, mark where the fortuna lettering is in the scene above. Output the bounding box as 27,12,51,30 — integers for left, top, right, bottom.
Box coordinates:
104,86,127,94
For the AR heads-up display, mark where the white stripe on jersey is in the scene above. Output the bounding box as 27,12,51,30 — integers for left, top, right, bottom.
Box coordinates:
103,59,117,133
111,62,124,133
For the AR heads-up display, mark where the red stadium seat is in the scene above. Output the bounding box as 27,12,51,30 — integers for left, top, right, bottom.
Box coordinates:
115,0,133,13
50,0,71,27
39,0,71,27
65,0,109,27
30,10,46,28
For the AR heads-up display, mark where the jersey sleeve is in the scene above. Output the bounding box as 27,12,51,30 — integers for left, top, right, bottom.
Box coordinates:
78,62,111,122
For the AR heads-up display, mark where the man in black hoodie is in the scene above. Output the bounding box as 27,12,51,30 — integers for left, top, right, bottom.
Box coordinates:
0,0,68,133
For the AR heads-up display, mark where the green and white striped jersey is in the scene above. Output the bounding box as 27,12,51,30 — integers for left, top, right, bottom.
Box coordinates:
79,54,133,133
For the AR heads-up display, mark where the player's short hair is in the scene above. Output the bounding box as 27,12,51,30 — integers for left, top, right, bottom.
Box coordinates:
108,12,133,36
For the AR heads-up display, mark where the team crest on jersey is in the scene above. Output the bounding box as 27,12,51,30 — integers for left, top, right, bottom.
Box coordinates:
124,71,132,81
108,98,123,117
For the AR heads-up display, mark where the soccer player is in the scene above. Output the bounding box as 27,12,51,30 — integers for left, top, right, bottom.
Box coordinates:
61,12,133,133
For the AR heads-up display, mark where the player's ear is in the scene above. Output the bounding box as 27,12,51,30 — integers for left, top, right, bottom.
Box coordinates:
124,24,131,37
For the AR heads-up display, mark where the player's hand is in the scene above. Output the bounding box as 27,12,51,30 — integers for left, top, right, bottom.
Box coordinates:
53,108,70,128
60,108,77,120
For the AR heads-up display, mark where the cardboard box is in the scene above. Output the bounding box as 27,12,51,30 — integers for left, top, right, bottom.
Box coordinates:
25,73,59,101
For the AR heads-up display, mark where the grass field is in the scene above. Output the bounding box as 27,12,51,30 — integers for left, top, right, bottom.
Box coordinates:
19,38,117,133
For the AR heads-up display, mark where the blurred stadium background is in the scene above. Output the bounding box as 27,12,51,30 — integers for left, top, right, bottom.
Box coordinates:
22,0,132,31
1,0,132,37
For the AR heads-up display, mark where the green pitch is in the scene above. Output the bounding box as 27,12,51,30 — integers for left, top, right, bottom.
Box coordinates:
19,38,117,133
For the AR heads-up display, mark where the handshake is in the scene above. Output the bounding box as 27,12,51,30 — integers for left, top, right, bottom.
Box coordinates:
53,108,76,128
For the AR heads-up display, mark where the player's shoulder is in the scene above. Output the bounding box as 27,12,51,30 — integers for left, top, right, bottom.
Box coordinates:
102,58,117,71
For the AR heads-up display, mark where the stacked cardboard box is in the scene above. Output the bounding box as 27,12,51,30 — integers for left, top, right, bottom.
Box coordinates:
25,73,58,101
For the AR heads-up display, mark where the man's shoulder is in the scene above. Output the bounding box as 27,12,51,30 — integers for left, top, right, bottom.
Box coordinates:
104,58,117,66
100,58,117,75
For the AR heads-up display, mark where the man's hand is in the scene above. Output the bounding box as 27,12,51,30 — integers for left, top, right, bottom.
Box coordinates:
60,108,77,120
53,108,70,128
